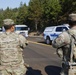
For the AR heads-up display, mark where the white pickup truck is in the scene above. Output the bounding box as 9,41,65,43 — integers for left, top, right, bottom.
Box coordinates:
43,24,69,44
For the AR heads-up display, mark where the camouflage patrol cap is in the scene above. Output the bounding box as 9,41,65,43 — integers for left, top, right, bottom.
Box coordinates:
3,19,15,26
69,13,76,21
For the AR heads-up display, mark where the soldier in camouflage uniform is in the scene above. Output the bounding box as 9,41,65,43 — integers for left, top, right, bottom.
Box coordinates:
0,19,28,75
52,13,76,75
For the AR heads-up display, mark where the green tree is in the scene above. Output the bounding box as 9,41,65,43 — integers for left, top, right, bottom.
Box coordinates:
41,0,61,26
16,2,28,24
0,9,4,27
59,0,76,23
3,7,18,23
3,7,14,19
28,0,43,31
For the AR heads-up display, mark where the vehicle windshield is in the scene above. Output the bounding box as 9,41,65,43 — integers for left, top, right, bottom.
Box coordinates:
15,27,28,31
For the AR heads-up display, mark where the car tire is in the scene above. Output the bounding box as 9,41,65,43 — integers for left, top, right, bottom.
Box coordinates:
46,37,51,44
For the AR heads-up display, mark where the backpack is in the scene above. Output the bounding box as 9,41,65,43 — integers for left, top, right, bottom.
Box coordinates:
67,30,76,75
67,30,76,61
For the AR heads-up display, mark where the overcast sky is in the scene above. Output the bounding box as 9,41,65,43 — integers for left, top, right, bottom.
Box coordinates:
0,0,30,10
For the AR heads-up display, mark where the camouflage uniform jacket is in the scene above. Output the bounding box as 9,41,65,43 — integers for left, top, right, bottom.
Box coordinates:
52,28,76,61
0,32,27,74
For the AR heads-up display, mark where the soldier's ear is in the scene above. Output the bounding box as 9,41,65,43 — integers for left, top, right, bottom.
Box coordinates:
11,25,15,31
12,25,15,29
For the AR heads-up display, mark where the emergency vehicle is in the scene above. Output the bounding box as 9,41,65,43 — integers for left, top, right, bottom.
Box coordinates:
43,24,69,44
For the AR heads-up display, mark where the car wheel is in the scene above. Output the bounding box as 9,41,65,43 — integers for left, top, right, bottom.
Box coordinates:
46,37,50,44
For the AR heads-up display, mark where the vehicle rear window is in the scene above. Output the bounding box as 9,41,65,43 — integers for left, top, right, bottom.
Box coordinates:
56,27,68,32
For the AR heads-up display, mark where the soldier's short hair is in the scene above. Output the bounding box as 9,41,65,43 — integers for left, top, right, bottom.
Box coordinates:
4,25,14,30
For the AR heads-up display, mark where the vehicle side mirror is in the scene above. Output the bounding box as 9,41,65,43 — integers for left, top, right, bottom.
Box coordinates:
28,28,30,31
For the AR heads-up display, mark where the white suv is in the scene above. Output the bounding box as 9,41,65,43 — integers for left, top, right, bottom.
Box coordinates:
43,24,69,44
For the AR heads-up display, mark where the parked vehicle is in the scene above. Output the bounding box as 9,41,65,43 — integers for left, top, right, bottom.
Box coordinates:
15,25,29,37
1,25,29,37
43,24,69,44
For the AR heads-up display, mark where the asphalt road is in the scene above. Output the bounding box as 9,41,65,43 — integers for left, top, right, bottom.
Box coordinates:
23,36,62,75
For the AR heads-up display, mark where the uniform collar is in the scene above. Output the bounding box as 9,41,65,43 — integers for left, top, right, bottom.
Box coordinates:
5,32,12,35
